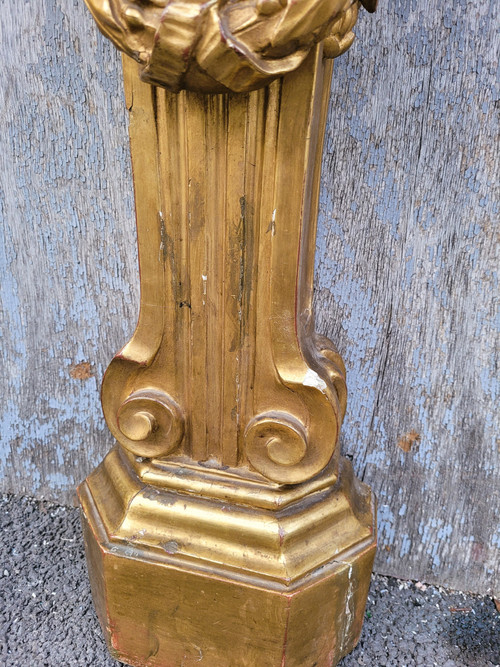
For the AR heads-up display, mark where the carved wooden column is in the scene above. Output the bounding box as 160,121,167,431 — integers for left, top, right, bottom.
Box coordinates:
78,1,377,665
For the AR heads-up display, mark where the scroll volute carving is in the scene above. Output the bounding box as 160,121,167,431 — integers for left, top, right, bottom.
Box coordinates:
101,344,186,460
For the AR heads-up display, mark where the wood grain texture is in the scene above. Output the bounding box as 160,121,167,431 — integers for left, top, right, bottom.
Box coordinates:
0,0,498,593
0,0,138,500
315,0,499,594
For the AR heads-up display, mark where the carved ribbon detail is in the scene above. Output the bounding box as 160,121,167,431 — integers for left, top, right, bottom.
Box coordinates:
84,0,373,92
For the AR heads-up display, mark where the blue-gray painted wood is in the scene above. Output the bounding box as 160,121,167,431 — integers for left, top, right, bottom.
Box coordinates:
0,0,138,500
0,0,498,594
315,0,499,594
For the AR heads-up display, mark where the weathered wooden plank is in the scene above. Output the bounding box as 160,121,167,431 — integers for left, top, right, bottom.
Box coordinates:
315,0,499,593
0,0,498,594
0,0,138,500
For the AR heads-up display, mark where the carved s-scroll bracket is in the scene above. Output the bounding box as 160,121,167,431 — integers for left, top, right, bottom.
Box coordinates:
240,49,346,486
244,359,343,484
101,72,186,460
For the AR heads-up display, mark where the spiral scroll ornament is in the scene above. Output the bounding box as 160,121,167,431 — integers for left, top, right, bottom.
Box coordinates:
245,411,334,484
84,0,375,93
116,389,184,458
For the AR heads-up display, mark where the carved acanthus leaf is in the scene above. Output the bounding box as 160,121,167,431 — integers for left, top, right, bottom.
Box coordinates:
84,0,367,92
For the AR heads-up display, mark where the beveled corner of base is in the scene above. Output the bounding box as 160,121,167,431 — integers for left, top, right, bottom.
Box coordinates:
78,448,376,667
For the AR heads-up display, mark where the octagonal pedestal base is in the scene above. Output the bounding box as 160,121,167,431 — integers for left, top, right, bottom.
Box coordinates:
79,448,376,667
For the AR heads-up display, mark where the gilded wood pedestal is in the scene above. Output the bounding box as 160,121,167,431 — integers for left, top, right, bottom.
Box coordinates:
78,1,377,664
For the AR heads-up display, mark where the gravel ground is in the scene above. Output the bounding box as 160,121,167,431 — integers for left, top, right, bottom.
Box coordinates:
0,493,498,667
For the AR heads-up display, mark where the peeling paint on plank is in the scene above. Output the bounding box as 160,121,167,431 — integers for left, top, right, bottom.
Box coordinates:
314,0,499,594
